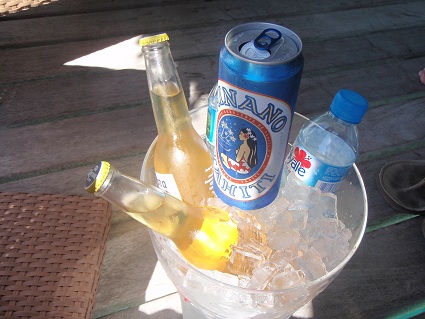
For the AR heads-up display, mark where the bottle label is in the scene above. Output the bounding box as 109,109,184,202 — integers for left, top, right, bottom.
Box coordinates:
284,141,351,193
213,80,292,209
155,172,182,200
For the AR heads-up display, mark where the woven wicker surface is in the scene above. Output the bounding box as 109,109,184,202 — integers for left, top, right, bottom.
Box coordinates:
0,192,111,319
0,0,56,15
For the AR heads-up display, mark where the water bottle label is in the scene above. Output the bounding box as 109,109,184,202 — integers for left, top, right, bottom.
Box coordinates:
284,141,351,192
213,80,292,209
155,172,182,200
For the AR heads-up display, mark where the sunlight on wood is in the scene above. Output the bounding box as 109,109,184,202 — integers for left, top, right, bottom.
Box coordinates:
64,36,146,70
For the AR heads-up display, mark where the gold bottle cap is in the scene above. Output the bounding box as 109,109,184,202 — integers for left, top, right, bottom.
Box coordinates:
84,161,111,193
139,33,169,47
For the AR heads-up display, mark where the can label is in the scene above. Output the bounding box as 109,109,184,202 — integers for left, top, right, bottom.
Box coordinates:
213,80,292,209
284,142,351,193
206,104,217,146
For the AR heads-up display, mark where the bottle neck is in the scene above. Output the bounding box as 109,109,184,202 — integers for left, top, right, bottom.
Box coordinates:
94,165,199,240
326,110,359,153
142,41,192,136
95,166,165,214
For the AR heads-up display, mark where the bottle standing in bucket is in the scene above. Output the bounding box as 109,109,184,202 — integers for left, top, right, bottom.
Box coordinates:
283,89,368,193
140,33,214,207
85,161,238,271
213,23,304,210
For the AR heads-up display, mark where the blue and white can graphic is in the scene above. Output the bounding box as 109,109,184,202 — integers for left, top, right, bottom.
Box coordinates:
213,23,303,209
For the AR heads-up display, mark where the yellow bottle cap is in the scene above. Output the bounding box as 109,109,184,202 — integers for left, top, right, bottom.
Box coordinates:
84,161,111,193
139,33,169,47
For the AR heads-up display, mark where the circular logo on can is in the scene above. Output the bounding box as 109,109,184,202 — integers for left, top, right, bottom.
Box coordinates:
216,109,271,184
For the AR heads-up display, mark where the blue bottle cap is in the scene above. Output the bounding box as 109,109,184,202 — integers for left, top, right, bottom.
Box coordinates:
330,89,368,124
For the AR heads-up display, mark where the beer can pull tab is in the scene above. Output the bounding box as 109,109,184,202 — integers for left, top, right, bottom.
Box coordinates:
254,28,282,50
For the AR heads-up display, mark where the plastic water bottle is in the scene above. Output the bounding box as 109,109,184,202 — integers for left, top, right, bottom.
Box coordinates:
283,89,368,193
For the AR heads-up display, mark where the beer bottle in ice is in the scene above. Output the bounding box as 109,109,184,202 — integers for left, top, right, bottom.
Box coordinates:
85,161,238,271
139,33,214,206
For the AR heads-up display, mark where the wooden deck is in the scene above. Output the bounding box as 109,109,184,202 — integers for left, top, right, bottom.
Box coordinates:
1,0,425,318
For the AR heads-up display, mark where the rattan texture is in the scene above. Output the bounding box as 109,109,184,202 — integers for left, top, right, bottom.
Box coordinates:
0,192,111,319
0,0,56,15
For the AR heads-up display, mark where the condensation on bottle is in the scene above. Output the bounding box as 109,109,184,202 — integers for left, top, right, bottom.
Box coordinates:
85,161,238,272
283,89,368,193
139,33,214,206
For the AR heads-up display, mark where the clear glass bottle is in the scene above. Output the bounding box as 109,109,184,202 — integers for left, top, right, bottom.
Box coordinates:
283,89,368,193
139,33,214,206
85,161,238,271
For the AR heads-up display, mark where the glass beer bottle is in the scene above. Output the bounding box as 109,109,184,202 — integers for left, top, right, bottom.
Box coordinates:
85,161,238,271
139,33,214,206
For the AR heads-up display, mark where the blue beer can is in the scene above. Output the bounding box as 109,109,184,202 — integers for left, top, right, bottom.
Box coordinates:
213,22,303,210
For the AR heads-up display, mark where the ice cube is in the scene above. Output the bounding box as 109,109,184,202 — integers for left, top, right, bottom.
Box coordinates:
237,220,268,246
289,210,309,230
306,217,340,239
267,228,300,251
282,172,321,210
247,261,279,290
269,249,296,265
268,263,305,290
293,247,327,281
227,242,272,276
310,225,352,269
309,192,338,220
237,275,251,288
252,195,290,228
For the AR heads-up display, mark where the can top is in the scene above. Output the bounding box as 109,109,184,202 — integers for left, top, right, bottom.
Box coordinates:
85,161,111,193
225,22,302,65
139,33,169,47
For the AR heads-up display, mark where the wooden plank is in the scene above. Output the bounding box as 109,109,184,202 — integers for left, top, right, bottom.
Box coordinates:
1,50,424,131
358,97,425,154
2,22,425,84
0,0,198,19
311,217,425,318
0,2,233,48
1,0,410,20
357,147,425,224
0,154,147,194
93,216,178,318
96,293,182,319
0,91,424,187
0,36,137,83
0,107,157,183
297,56,425,114
1,1,424,48
0,70,148,128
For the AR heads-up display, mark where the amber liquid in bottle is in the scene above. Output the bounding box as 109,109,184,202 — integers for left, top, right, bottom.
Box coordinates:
86,162,237,272
124,189,237,271
142,35,214,206
151,82,214,207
